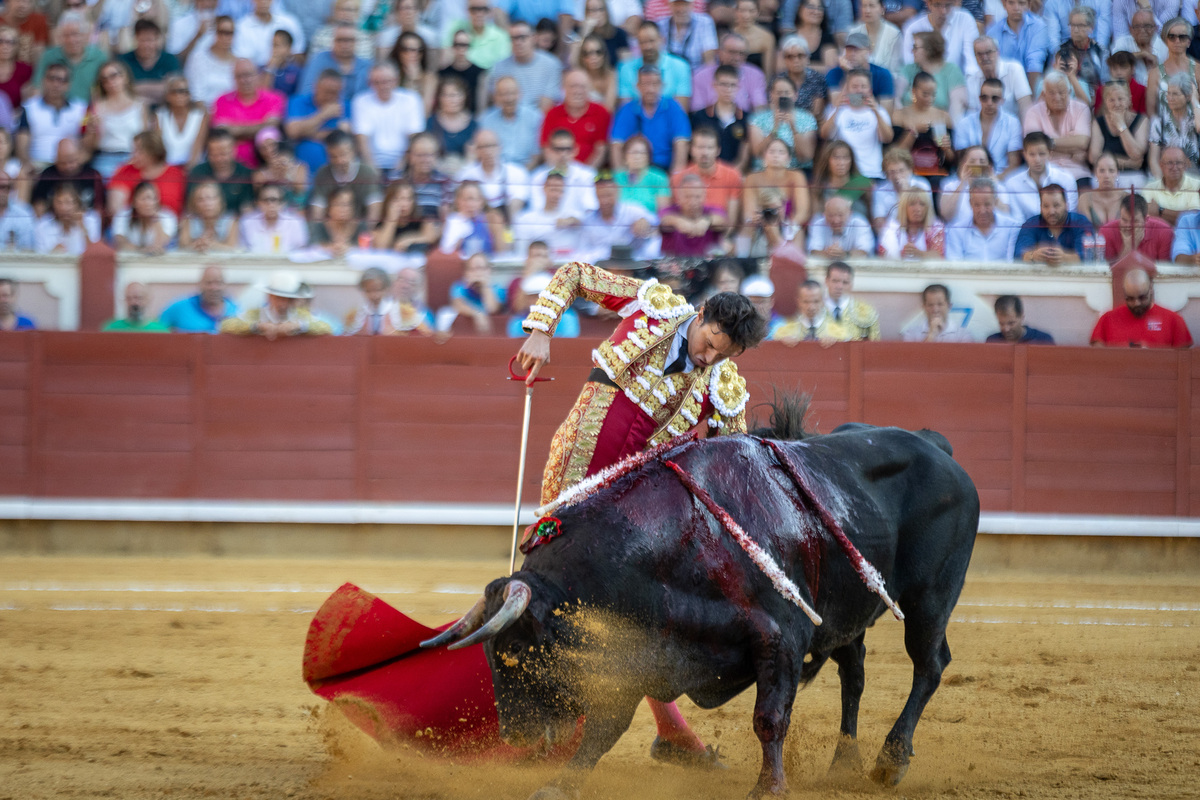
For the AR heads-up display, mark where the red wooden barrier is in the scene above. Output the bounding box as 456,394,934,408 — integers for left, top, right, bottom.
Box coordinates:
0,332,1194,517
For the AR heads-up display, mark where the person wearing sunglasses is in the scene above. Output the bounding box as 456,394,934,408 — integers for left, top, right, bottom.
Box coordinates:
0,0,47,65
16,63,86,171
443,0,511,70
183,14,236,105
1152,17,1200,115
953,77,1023,176
486,19,563,113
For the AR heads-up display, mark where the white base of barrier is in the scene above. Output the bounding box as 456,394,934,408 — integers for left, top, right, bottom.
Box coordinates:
1,498,1198,538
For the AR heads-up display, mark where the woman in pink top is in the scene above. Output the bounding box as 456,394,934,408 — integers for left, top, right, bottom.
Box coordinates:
211,58,285,168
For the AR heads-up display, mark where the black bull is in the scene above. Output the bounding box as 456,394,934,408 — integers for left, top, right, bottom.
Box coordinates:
426,424,979,799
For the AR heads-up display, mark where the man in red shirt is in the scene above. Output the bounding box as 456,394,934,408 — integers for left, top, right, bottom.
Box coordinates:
1090,269,1193,348
669,126,743,222
1100,193,1173,263
539,69,611,169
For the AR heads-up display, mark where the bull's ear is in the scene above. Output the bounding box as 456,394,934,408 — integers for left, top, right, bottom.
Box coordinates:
448,580,532,650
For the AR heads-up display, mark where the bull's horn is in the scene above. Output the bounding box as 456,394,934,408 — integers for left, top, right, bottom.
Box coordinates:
420,597,487,649
447,580,532,651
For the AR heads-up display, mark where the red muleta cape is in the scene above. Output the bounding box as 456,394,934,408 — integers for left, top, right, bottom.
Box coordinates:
302,582,581,760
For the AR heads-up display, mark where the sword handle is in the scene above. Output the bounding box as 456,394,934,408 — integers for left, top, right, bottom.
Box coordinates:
508,354,554,383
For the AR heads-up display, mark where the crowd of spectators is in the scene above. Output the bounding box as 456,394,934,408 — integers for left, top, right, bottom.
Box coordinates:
1,0,1200,262
0,0,1196,345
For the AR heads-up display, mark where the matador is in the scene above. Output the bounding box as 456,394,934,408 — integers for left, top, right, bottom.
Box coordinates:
516,260,768,767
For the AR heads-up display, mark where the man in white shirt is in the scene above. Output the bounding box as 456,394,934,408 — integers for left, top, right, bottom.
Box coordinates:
807,196,874,258
1111,9,1169,85
528,128,598,216
817,69,893,179
576,172,660,262
15,64,86,168
351,62,424,177
965,36,1033,120
233,0,306,66
512,171,583,257
1002,131,1079,222
945,178,1018,261
455,129,532,220
901,283,976,342
901,0,982,78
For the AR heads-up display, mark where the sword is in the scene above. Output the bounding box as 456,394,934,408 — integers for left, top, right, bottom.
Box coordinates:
507,355,553,575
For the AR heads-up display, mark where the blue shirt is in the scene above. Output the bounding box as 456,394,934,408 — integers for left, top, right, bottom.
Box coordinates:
159,294,238,333
494,0,572,24
1014,212,1094,259
826,64,895,99
988,12,1050,75
286,92,350,174
5,314,35,330
610,97,691,171
617,55,694,102
945,215,1019,261
298,51,371,106
1043,0,1111,51
986,327,1056,343
1172,210,1200,261
952,110,1023,173
479,105,544,166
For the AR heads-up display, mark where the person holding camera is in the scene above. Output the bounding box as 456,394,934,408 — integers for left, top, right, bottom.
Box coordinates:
747,74,817,170
818,67,893,179
742,136,810,253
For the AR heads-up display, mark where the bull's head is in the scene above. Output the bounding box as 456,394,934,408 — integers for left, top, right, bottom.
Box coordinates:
421,574,582,748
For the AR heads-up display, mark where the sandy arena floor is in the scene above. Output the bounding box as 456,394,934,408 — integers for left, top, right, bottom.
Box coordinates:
0,554,1197,800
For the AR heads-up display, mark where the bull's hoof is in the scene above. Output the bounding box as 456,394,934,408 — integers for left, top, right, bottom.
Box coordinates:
528,785,579,800
869,750,910,787
649,737,728,770
746,777,788,799
828,736,862,776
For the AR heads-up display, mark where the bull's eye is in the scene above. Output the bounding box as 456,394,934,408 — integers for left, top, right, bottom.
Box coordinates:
507,642,523,657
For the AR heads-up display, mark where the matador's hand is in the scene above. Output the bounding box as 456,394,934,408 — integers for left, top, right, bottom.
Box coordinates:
517,330,552,386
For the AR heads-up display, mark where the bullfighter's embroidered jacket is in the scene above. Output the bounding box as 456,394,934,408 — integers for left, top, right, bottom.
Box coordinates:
522,261,750,443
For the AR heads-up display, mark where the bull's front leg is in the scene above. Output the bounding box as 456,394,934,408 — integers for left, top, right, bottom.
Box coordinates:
747,613,802,799
529,694,641,800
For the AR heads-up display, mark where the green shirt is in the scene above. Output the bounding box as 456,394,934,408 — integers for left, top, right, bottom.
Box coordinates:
35,46,108,103
445,23,511,70
102,318,171,332
615,167,671,215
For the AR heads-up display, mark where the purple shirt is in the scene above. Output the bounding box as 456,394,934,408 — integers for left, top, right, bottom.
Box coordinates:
660,203,724,256
691,62,768,113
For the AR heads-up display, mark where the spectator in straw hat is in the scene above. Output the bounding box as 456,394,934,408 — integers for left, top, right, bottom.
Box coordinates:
220,269,333,337
739,273,783,336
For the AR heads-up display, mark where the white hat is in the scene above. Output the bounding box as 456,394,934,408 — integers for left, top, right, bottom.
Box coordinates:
520,271,554,294
741,275,775,298
263,270,312,299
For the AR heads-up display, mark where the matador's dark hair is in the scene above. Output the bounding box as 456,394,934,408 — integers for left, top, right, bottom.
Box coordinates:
702,291,768,351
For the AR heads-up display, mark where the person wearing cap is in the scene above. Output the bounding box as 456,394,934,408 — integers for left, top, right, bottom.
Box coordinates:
577,170,660,263
825,31,896,113
507,270,579,337
690,32,768,113
739,274,784,336
220,270,333,337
